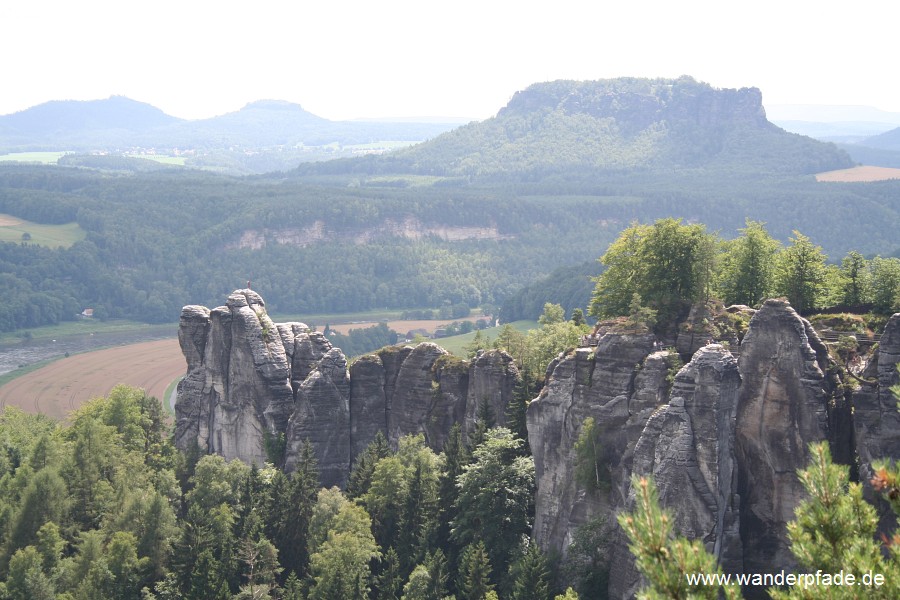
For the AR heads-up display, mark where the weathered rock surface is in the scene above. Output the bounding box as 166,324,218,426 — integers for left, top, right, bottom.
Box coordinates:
734,299,851,584
527,333,658,554
285,348,351,487
176,290,521,488
852,313,900,525
609,345,742,598
529,299,877,599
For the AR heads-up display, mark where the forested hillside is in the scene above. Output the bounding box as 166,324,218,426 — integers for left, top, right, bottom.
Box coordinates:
295,77,853,179
1,161,900,333
1,77,898,333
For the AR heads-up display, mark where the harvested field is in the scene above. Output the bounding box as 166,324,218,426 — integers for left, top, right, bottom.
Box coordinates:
328,316,483,336
816,165,900,182
0,339,185,420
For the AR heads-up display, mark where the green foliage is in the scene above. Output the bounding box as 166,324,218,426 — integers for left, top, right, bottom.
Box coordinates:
263,431,286,467
457,540,495,600
538,303,565,326
363,436,441,572
308,501,380,600
562,517,609,599
376,547,402,600
619,475,739,599
838,251,872,306
625,293,657,331
266,440,318,581
663,348,684,390
452,428,534,590
347,431,391,500
716,219,780,307
574,417,608,493
774,231,827,313
870,257,900,314
590,219,715,322
328,323,401,358
770,443,900,598
509,540,552,600
570,308,586,327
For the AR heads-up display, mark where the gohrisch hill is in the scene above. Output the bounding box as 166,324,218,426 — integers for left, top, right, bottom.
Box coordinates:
176,289,900,598
299,76,853,179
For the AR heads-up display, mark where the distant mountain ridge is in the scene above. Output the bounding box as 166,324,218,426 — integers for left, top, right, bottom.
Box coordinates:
0,96,460,152
305,76,853,179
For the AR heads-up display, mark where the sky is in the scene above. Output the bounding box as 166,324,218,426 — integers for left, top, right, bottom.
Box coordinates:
2,1,898,121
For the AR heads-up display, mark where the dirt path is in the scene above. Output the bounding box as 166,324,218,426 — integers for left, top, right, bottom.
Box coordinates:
0,339,185,420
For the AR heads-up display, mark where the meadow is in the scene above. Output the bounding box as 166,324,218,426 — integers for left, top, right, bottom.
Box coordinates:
0,213,86,248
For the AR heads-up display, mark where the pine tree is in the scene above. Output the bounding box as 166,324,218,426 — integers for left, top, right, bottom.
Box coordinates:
375,547,402,600
458,541,495,600
619,475,739,599
347,431,391,500
509,542,551,600
436,423,469,583
424,549,449,600
275,440,318,580
769,443,900,599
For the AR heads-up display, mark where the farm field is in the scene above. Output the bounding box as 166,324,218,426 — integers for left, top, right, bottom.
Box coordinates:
815,165,900,182
328,316,484,337
434,320,539,356
0,315,514,420
0,339,185,420
0,213,86,248
0,151,70,164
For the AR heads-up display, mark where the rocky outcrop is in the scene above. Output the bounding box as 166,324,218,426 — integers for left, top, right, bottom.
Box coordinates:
175,290,520,487
527,333,658,554
285,348,351,487
852,314,900,522
175,291,294,466
529,299,873,599
610,345,742,598
733,299,852,583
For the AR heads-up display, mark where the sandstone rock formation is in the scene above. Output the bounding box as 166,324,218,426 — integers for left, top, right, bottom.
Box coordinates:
852,313,900,526
528,300,885,599
175,290,520,488
175,290,293,466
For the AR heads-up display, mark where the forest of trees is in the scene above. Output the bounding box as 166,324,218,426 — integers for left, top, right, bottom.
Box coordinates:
589,218,900,323
0,385,567,600
1,163,899,334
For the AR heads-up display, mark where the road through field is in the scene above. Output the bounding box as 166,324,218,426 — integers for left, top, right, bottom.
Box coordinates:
0,339,185,420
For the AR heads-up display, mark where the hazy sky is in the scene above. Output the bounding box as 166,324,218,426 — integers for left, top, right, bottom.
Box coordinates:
2,1,897,121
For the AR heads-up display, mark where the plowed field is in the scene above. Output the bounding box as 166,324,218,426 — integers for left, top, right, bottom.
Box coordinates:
0,339,185,420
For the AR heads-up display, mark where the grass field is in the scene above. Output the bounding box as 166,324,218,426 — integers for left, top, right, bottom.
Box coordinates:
435,320,539,356
0,151,70,164
0,213,86,248
0,319,176,345
124,153,186,165
0,339,185,420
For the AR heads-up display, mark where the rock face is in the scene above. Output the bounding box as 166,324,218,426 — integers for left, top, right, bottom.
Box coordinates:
529,300,877,599
175,290,520,487
734,299,850,583
175,290,293,466
852,313,900,522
